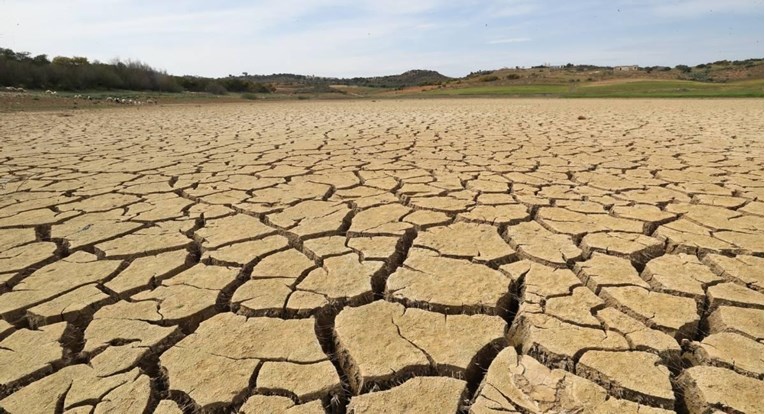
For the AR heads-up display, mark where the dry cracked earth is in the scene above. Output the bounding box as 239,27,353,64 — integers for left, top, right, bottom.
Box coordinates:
0,99,762,414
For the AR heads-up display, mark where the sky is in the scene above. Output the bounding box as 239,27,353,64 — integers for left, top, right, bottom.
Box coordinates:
0,0,762,78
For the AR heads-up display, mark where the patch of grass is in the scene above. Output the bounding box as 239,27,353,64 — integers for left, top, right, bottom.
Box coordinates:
570,79,763,98
241,93,259,100
426,84,570,96
422,79,763,98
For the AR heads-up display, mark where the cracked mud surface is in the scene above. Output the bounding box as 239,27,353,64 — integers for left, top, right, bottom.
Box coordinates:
0,99,762,413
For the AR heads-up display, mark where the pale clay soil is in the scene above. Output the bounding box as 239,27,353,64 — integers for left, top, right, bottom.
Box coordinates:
0,99,762,414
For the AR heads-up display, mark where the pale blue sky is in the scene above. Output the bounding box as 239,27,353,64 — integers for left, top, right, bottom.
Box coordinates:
1,0,762,77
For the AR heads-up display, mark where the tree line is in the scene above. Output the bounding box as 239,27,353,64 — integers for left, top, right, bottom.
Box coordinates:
244,69,450,88
0,47,272,94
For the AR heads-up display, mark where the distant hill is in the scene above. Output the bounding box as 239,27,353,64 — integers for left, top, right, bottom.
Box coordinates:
408,59,764,98
448,59,764,88
243,73,333,84
358,70,452,87
243,69,451,88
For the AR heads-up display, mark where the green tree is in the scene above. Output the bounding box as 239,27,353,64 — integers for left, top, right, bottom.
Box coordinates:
71,56,89,65
32,54,49,65
52,56,72,65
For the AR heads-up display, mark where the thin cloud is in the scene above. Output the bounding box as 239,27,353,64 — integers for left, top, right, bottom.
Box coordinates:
488,37,531,44
646,0,763,18
0,0,761,78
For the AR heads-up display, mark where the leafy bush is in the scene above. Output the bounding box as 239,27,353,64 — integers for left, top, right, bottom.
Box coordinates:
220,77,251,92
685,71,711,82
250,82,273,93
506,74,521,80
204,82,227,95
466,70,492,78
218,78,273,93
480,75,499,82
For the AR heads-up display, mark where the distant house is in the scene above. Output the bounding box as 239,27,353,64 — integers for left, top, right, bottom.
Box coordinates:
614,65,639,71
